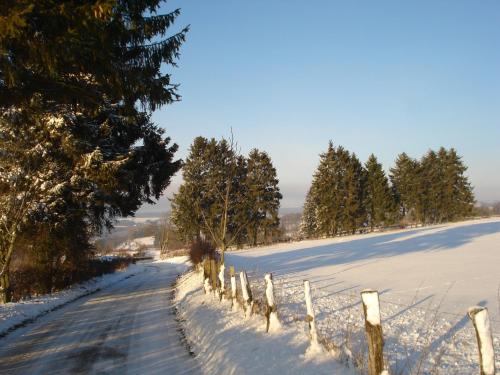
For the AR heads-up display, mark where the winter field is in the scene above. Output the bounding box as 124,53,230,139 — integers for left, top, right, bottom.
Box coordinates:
177,218,500,374
115,236,160,258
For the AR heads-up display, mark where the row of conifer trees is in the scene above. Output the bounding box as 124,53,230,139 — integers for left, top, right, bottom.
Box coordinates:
171,137,282,256
300,142,475,238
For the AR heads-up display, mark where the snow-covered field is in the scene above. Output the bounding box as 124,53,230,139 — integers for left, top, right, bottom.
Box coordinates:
0,263,142,338
116,217,161,226
115,235,161,259
181,218,499,374
116,235,155,251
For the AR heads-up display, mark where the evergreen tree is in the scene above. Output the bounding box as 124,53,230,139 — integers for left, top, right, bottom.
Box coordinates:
172,137,249,263
364,154,394,231
300,188,318,238
245,149,282,246
172,139,283,258
420,147,474,223
444,148,474,219
389,153,421,223
302,142,367,237
171,137,210,242
390,148,474,226
342,152,366,234
312,142,342,237
0,1,187,302
420,150,442,223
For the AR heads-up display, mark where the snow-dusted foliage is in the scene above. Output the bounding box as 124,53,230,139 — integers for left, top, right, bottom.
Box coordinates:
0,0,186,303
0,103,180,302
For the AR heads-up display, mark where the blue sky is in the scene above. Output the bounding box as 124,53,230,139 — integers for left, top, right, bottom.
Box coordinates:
149,0,500,210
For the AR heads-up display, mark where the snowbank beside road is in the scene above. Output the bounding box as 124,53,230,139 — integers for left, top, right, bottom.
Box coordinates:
175,269,355,375
0,263,142,337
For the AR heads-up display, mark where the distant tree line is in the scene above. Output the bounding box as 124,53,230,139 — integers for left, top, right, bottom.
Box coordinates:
171,136,282,262
300,142,474,238
474,201,500,217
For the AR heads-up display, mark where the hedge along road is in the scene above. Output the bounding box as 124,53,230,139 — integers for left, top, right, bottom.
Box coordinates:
0,261,200,375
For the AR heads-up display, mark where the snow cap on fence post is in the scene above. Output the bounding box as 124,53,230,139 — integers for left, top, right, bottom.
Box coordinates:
264,273,281,332
468,306,496,375
230,266,237,309
361,289,385,375
239,270,253,317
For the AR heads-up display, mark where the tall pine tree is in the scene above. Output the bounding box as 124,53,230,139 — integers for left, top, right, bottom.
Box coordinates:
301,142,366,237
364,154,395,231
0,1,187,302
172,139,283,259
245,149,282,246
300,188,318,238
342,152,366,234
390,153,421,224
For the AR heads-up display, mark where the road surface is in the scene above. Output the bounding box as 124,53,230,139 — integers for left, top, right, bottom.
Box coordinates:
0,262,200,375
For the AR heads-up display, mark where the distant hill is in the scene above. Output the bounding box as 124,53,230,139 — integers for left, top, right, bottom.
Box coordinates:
279,207,302,216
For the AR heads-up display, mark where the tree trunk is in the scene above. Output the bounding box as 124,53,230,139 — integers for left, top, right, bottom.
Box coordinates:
0,233,17,304
0,272,11,304
252,228,257,247
220,242,226,265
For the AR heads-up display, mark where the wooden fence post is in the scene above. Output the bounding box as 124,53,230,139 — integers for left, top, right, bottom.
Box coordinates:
468,306,496,375
210,259,218,297
203,258,211,294
304,280,319,345
264,273,281,332
202,257,208,279
361,290,385,375
239,270,253,317
230,266,237,309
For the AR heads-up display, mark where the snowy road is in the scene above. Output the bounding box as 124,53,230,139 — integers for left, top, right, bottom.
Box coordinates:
0,262,200,375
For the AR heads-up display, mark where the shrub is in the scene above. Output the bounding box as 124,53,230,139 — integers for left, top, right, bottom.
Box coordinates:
9,257,135,301
189,238,215,265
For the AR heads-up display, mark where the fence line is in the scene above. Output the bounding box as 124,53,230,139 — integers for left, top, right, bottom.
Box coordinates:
199,256,497,374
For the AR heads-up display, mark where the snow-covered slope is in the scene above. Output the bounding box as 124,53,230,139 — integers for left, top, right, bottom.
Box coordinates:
115,235,161,259
116,235,155,251
223,218,500,374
